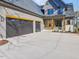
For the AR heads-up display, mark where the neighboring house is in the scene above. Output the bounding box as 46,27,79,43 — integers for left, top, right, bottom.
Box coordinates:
42,0,66,31
75,11,79,32
64,3,74,17
42,1,54,16
63,3,75,32
42,0,75,32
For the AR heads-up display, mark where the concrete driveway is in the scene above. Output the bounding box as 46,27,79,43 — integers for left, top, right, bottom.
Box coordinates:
0,31,79,59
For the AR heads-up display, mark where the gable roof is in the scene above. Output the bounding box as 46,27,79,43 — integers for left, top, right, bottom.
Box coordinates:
43,1,54,10
48,0,66,10
3,0,43,16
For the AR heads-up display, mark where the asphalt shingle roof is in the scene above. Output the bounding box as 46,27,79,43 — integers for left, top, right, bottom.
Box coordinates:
4,0,43,16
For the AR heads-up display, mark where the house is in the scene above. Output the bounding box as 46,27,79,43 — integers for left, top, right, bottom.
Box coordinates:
0,0,76,40
42,0,75,32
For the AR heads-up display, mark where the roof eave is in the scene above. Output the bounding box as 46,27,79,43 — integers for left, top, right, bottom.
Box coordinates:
0,0,43,18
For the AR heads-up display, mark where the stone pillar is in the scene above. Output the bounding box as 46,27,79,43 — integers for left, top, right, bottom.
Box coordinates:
62,17,65,32
0,6,6,40
41,20,44,31
65,19,68,32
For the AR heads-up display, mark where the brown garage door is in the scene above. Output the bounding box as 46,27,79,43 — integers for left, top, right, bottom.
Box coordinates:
6,18,33,38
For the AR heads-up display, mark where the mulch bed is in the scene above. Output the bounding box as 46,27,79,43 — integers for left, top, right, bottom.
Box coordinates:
0,40,9,46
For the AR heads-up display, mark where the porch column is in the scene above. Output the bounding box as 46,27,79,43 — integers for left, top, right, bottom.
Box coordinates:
62,16,65,32
52,17,55,32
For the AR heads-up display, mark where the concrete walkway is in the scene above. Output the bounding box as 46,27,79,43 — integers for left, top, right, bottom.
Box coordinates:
0,31,79,59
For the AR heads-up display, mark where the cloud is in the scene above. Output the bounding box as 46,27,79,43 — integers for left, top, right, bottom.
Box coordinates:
33,0,47,5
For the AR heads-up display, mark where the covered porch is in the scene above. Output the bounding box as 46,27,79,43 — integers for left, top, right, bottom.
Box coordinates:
43,15,75,32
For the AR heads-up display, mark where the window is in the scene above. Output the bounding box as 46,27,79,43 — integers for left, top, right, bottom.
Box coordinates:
58,9,63,14
67,20,70,25
55,20,62,27
48,9,54,15
49,23,51,27
41,9,45,14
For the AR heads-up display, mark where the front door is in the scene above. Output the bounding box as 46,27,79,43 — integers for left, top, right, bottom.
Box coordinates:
55,19,62,32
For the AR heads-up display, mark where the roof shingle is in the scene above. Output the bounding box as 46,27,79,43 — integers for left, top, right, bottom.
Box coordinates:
4,0,43,16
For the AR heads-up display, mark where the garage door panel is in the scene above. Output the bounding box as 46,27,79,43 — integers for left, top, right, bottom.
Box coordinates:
36,21,41,32
6,19,18,38
19,20,33,35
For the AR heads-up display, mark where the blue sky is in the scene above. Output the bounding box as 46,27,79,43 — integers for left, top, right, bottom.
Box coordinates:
33,0,79,11
63,0,79,11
